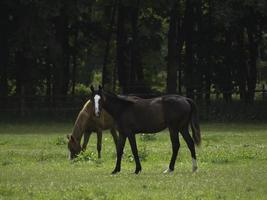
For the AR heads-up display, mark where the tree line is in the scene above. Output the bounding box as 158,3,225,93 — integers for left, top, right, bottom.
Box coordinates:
0,0,267,106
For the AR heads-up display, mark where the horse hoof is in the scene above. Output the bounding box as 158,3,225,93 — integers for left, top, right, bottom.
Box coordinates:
111,169,120,175
192,166,198,172
134,169,142,174
163,168,173,174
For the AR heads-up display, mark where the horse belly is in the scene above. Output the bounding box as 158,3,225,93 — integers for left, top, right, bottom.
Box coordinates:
132,106,166,133
134,125,166,134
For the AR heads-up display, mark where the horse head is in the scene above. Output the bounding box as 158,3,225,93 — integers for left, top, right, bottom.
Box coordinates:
90,85,104,118
67,135,82,160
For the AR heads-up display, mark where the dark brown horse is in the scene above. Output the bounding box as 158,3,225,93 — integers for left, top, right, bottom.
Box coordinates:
91,86,201,174
67,99,118,159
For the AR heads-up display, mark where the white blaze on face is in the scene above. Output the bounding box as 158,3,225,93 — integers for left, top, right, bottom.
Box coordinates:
94,94,101,117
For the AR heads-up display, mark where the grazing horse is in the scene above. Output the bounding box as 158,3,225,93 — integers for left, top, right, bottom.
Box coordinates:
90,85,201,174
67,99,118,159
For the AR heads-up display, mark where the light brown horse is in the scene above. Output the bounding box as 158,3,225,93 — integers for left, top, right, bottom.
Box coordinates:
67,100,118,159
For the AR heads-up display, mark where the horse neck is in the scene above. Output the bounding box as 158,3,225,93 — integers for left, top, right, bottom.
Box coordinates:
71,101,92,143
71,116,84,143
82,100,93,114
103,93,128,120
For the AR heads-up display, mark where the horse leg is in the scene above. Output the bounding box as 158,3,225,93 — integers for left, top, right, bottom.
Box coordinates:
110,128,118,149
82,131,92,151
181,128,197,172
112,133,126,174
128,133,142,174
164,128,180,173
96,130,102,159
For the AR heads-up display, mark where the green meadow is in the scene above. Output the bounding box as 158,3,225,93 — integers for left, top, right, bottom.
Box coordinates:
0,122,267,200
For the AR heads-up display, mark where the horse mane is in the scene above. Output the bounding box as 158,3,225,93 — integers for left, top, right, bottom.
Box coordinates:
71,99,92,143
81,99,92,113
103,91,137,104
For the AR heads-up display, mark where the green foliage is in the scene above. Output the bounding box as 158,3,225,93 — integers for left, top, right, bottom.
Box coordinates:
91,71,102,87
0,0,267,109
72,83,90,96
73,151,98,163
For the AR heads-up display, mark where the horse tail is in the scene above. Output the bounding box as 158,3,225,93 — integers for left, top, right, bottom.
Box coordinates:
186,98,201,146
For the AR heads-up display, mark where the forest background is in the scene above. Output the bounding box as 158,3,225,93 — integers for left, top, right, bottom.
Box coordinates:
0,0,267,120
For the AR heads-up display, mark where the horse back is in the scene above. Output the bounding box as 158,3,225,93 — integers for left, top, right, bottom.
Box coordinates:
118,97,166,133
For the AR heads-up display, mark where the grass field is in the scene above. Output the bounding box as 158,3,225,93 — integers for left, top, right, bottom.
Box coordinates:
0,122,267,200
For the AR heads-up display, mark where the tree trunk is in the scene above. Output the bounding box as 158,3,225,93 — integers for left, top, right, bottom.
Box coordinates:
195,0,203,101
54,5,70,98
130,0,146,93
184,0,194,98
116,1,129,93
62,21,70,96
222,29,233,103
71,26,78,96
205,0,214,105
15,51,24,96
167,0,179,94
236,27,247,101
246,27,258,103
72,54,77,96
102,0,118,90
0,22,8,98
46,63,52,106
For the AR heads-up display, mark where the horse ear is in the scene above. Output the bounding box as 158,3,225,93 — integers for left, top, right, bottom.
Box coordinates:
67,135,70,140
70,135,77,144
98,85,102,91
90,85,95,93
